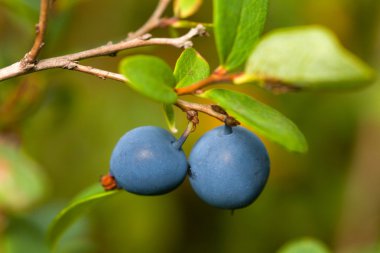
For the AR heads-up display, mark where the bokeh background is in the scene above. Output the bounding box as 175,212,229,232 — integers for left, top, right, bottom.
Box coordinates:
0,0,379,252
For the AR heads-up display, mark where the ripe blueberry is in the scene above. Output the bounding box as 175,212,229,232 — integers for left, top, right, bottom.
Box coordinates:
189,125,270,209
110,126,188,195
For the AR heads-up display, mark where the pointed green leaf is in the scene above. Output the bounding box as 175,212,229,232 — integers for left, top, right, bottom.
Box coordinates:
0,144,47,212
174,0,203,18
214,0,268,71
277,238,330,253
163,104,178,133
244,26,375,89
47,184,120,250
119,56,177,103
174,48,210,88
200,89,307,152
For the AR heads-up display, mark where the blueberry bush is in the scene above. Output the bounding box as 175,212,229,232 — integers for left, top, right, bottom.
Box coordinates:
0,0,378,252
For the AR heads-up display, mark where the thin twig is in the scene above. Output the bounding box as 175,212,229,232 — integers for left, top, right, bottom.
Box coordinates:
10,63,239,126
69,63,128,82
22,0,49,65
0,25,206,82
28,61,239,125
175,99,239,126
175,72,242,95
128,0,172,40
176,99,226,122
48,65,239,125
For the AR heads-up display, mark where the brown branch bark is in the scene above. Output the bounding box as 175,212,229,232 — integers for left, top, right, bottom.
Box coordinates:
128,0,172,40
0,25,206,82
48,66,238,126
69,63,127,82
175,99,239,126
22,0,49,65
0,0,183,82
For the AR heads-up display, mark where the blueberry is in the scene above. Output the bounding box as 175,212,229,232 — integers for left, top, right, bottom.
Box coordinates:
189,125,270,209
110,126,188,195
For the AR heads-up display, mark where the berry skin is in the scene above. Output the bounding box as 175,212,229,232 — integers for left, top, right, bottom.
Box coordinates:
110,126,188,195
189,125,270,209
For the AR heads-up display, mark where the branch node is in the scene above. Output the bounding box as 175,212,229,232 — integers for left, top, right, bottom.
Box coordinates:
140,33,153,40
186,110,199,125
23,0,49,65
20,53,37,69
183,41,193,49
193,24,207,37
63,61,77,70
35,24,40,34
172,24,206,49
211,105,227,115
225,116,240,127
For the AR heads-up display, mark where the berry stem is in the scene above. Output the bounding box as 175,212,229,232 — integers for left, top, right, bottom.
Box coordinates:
224,125,233,135
173,121,194,150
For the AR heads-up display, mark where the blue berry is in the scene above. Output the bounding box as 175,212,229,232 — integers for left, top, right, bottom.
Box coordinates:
189,125,270,209
110,126,188,195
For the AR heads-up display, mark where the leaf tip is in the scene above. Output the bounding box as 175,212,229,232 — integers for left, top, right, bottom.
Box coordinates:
295,139,308,153
174,0,203,18
286,128,308,153
170,126,179,133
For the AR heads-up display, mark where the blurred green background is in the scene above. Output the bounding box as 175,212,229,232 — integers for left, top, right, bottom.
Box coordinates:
0,0,379,252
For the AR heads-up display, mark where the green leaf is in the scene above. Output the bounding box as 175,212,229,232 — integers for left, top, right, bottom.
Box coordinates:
119,56,177,103
163,104,178,133
200,89,308,152
174,0,203,18
277,238,331,253
0,144,48,212
174,48,210,88
213,0,268,71
244,26,375,89
4,217,49,253
47,184,120,250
